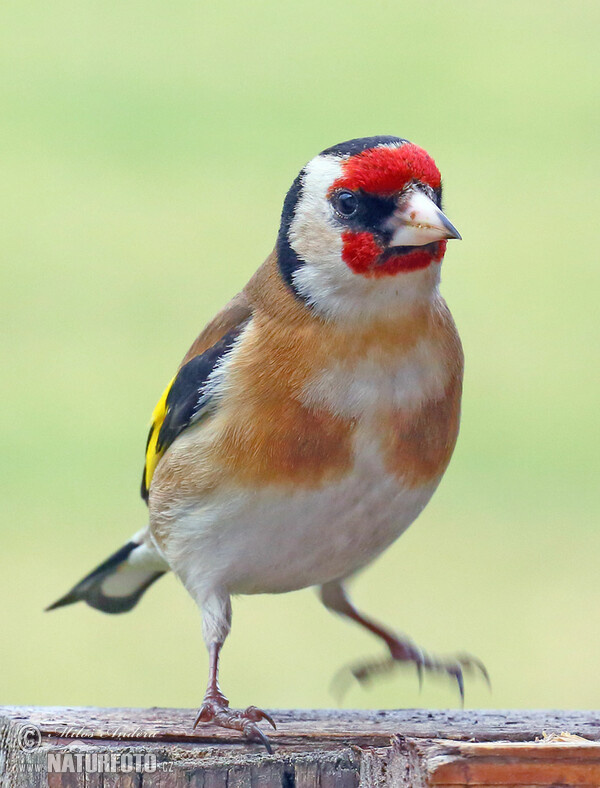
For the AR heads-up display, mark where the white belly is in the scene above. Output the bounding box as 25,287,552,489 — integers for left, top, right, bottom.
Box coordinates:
165,432,440,599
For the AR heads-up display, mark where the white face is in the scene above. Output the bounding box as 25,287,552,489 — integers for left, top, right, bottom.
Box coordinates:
288,154,442,324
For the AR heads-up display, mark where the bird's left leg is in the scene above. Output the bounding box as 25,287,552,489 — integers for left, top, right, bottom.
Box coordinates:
193,591,276,751
320,581,488,700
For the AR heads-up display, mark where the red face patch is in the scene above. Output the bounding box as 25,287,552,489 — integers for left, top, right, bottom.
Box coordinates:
342,232,446,278
331,142,441,196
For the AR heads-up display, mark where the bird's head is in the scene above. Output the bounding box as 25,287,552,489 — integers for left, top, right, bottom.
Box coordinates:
277,136,461,321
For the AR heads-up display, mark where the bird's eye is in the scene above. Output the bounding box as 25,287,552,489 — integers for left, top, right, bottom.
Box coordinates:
333,190,358,218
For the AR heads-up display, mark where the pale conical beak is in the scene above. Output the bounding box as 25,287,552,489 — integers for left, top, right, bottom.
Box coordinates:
387,189,462,247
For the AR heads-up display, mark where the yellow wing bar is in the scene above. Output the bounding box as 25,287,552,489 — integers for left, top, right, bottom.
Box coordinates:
142,376,175,498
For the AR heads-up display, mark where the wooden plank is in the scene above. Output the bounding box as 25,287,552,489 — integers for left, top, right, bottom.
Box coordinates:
393,736,600,786
2,707,600,746
2,707,600,787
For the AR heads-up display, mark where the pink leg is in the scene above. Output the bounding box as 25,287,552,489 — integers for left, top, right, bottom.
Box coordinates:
194,642,276,752
321,581,489,700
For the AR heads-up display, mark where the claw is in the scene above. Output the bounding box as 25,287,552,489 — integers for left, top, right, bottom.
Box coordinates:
246,724,273,754
193,705,209,728
409,645,425,691
479,663,492,690
448,663,465,705
415,659,424,691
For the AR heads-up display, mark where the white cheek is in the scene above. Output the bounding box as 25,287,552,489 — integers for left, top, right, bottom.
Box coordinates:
288,155,343,270
288,154,440,323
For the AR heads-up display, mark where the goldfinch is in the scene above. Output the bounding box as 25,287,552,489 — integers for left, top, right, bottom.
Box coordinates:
49,136,486,751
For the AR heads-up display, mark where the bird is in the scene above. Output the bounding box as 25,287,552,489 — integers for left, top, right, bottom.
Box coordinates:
48,135,486,751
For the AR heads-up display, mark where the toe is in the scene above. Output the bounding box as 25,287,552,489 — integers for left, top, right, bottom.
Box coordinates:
244,706,277,730
351,656,397,684
335,641,488,706
456,652,491,688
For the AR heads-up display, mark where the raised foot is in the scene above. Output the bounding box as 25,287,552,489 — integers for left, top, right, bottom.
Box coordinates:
335,636,490,703
194,699,277,753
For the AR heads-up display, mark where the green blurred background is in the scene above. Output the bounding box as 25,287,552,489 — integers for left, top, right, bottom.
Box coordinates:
1,0,599,713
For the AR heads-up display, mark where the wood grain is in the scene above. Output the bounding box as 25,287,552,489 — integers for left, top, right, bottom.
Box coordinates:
2,707,600,787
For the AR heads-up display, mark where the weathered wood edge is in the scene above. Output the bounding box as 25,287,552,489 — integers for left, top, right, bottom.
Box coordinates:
2,708,600,787
2,706,599,746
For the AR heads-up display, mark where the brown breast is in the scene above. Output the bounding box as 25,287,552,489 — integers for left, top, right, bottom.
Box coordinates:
151,254,463,510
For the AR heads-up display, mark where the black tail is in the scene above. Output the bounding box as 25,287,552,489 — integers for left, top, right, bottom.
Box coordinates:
47,534,169,615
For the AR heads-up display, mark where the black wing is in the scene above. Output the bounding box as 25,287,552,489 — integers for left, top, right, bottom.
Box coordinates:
141,322,248,501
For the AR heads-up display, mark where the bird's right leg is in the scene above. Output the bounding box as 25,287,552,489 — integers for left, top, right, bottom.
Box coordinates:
193,591,276,752
320,581,488,700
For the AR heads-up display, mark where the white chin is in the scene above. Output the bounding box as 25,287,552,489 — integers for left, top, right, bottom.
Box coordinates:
292,257,441,323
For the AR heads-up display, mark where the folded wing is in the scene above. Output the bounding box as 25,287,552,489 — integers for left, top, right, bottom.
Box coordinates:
141,293,252,501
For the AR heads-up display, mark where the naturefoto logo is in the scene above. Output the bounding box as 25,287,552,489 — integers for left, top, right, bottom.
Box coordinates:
47,752,158,774
16,723,165,775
